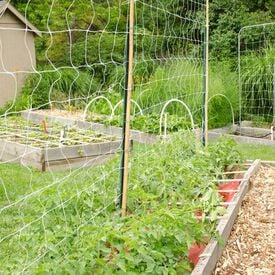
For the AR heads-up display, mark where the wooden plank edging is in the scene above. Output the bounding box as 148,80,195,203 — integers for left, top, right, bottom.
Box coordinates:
44,140,122,161
191,159,261,275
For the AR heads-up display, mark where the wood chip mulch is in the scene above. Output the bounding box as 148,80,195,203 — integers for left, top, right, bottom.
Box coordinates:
214,165,275,275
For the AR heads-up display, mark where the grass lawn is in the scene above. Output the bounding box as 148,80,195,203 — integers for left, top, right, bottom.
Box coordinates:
236,143,275,161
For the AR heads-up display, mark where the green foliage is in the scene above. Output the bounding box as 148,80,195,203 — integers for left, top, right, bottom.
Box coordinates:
208,61,239,128
21,68,99,109
0,133,242,272
134,60,203,118
241,47,275,122
209,0,274,61
95,113,192,134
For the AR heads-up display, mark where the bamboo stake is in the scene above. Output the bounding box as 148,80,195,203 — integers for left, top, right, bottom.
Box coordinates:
121,0,135,217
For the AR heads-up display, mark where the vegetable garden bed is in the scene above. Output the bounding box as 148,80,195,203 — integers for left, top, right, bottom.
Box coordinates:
214,163,275,274
0,117,121,171
21,110,158,144
0,132,246,273
191,159,261,275
208,124,275,146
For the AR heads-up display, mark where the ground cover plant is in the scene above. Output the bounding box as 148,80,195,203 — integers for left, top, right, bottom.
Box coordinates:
0,133,242,273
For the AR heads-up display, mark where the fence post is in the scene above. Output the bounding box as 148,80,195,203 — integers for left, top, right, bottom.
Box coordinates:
120,0,135,217
273,63,275,124
202,0,209,146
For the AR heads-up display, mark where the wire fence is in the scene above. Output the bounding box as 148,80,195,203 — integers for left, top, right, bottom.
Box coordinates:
0,0,208,272
238,22,275,127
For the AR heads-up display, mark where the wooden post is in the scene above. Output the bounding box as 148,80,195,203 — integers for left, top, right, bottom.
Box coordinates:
121,0,135,217
204,0,209,145
273,63,275,125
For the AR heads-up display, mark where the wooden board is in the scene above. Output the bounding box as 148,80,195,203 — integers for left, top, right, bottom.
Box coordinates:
0,133,122,171
0,139,43,162
191,159,261,275
44,154,117,172
236,126,274,137
44,140,122,161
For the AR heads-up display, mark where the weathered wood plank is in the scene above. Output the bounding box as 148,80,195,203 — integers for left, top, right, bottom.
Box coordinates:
44,154,116,171
44,140,122,161
0,150,43,170
236,126,274,137
0,139,42,162
191,159,261,275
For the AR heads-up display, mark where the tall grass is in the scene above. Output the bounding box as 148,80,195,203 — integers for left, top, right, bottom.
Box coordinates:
133,60,239,128
241,47,275,123
208,62,239,128
0,68,99,114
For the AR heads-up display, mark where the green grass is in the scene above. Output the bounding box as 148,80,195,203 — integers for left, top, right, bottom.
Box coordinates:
236,143,275,161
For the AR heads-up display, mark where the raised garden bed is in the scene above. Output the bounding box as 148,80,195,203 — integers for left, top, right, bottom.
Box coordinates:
209,124,275,146
21,110,158,144
0,117,121,171
191,159,261,275
214,163,275,274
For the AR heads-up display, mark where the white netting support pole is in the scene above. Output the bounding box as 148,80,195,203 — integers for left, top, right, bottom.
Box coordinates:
159,99,195,137
82,96,114,121
238,27,243,127
112,99,143,118
208,94,235,127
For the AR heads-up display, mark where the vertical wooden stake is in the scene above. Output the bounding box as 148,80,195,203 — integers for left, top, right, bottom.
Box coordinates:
204,0,209,145
273,63,275,125
121,0,135,217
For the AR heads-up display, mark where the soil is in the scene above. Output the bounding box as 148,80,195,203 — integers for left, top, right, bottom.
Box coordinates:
35,109,84,120
214,165,275,275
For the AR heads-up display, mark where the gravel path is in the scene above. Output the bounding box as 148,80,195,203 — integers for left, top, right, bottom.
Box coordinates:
214,165,275,275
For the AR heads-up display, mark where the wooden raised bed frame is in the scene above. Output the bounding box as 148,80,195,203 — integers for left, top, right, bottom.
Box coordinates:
191,159,261,275
0,137,122,172
208,125,275,146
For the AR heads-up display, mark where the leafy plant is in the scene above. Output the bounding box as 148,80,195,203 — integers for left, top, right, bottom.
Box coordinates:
0,131,242,273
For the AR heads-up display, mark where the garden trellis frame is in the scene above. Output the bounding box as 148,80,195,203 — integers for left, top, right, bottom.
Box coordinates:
0,0,209,270
119,0,209,215
238,22,275,126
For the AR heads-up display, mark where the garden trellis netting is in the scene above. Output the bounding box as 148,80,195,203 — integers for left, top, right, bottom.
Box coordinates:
0,0,213,272
238,22,275,127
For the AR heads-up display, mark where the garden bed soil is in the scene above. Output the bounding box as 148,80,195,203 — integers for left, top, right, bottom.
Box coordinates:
214,164,275,275
22,109,158,144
